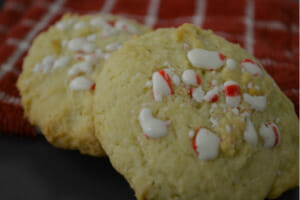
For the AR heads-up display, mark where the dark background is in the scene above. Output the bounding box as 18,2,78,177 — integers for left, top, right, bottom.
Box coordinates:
0,0,298,199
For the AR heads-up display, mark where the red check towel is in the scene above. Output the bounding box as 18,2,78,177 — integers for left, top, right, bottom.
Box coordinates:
0,0,298,137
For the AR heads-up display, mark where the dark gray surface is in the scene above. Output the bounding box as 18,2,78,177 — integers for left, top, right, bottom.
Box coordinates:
0,134,298,200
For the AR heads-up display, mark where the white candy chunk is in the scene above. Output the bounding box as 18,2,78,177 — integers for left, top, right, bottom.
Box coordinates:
61,39,68,47
42,55,56,65
115,20,138,33
84,53,98,64
74,21,87,30
204,87,219,102
139,108,169,138
90,17,106,27
86,34,97,42
103,53,111,60
194,128,220,160
68,38,87,51
41,55,56,73
69,76,94,91
189,129,195,138
243,93,267,111
209,117,218,127
52,56,70,71
259,122,280,148
33,63,42,72
187,48,225,70
243,119,258,146
102,26,118,37
83,43,96,53
145,80,152,88
105,42,121,52
226,58,236,69
224,81,241,107
164,69,180,85
181,69,201,86
56,19,75,30
68,61,93,77
192,86,205,103
152,70,173,101
241,59,263,76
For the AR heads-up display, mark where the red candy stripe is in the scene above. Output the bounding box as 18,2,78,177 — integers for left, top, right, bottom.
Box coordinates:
90,83,96,91
195,73,201,85
225,85,240,97
158,70,174,95
210,94,219,102
218,53,226,61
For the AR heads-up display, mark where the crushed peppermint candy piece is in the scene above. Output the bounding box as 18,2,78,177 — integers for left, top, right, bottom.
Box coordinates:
115,20,138,33
164,69,180,85
139,108,169,138
181,69,201,86
183,43,189,50
52,56,70,71
243,93,267,111
189,129,195,138
225,125,231,133
190,86,205,103
69,76,94,91
241,59,263,76
68,61,93,77
73,21,87,30
244,119,258,146
187,48,225,70
193,128,220,160
90,17,107,27
152,70,174,101
86,34,97,42
204,87,219,103
56,19,75,30
68,38,96,53
105,42,121,51
145,80,152,88
33,55,56,73
209,117,218,127
259,122,280,148
224,81,241,107
226,58,236,70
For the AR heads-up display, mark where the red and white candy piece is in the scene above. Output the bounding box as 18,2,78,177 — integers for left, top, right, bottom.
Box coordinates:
203,87,219,103
243,93,267,111
181,69,201,86
139,108,169,138
193,128,220,160
69,76,94,91
243,119,258,146
187,48,225,70
259,122,280,148
241,59,263,76
152,70,174,101
224,81,241,107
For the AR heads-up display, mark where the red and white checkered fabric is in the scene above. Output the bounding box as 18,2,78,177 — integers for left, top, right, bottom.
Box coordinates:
0,0,298,137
